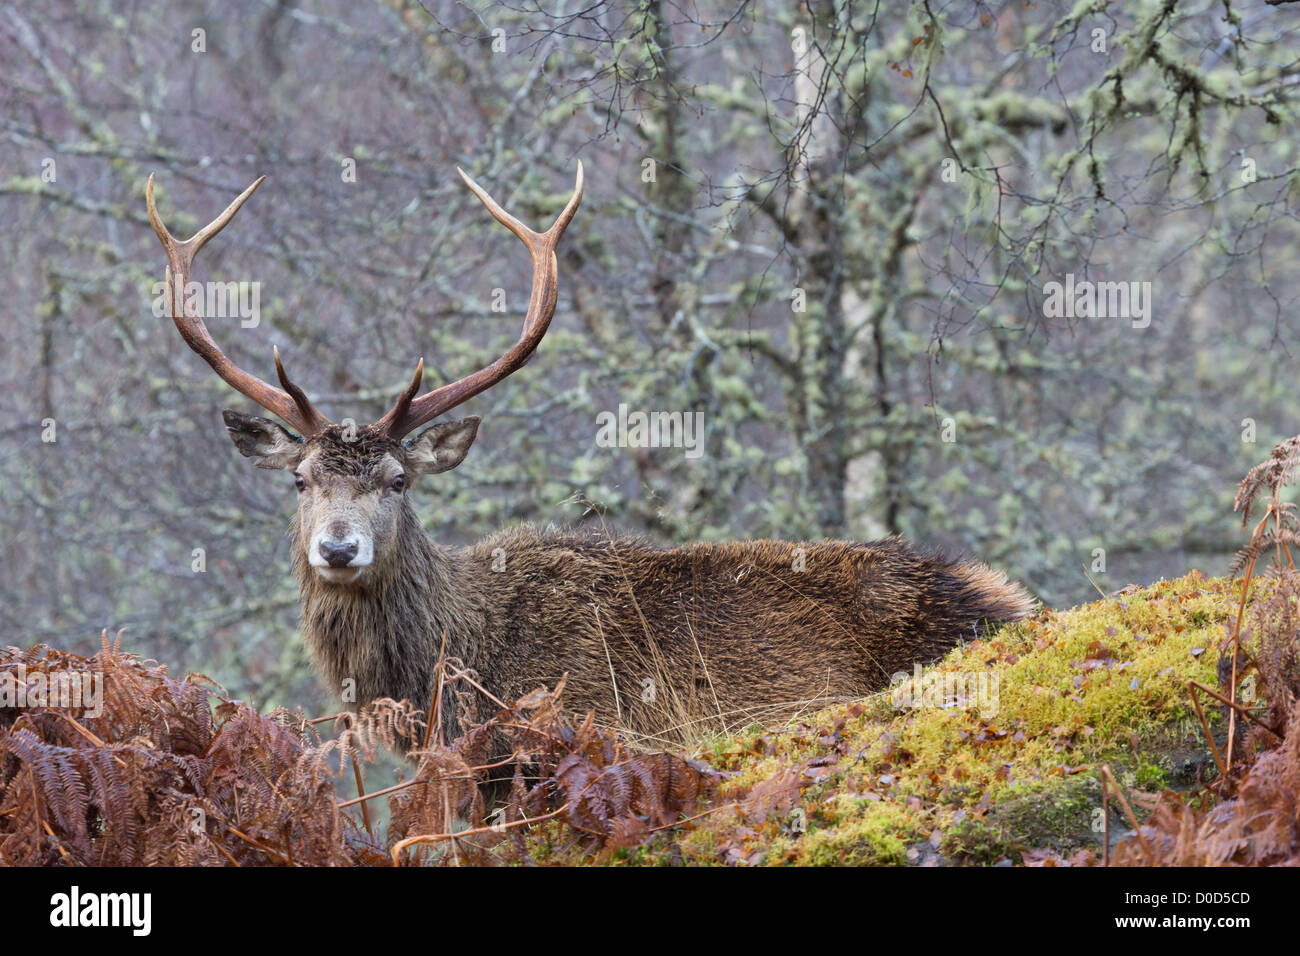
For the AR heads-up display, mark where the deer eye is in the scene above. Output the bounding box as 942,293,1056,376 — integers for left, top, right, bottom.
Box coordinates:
293,474,306,491
390,475,406,493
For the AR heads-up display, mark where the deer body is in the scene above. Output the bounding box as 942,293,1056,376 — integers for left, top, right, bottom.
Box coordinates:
146,165,1033,745
297,508,1031,738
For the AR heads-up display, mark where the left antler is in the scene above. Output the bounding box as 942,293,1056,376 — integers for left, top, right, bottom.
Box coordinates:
373,162,584,440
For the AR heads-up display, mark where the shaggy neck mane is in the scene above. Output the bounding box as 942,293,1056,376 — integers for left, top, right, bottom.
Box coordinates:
291,503,478,717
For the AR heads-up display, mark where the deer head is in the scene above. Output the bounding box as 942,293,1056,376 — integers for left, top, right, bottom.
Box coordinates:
147,165,583,585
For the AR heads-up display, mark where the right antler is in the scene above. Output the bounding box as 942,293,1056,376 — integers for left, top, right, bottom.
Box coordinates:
373,162,584,440
146,174,331,437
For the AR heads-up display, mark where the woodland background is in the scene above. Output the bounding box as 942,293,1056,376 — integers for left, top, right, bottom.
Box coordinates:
1,0,1297,715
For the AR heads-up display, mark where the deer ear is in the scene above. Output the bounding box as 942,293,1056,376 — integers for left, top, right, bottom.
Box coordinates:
404,417,480,476
222,410,304,470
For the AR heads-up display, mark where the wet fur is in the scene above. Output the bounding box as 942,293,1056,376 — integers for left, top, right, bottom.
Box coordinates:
291,475,1035,740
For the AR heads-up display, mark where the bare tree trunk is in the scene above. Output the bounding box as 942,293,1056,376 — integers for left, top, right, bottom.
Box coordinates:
792,0,850,537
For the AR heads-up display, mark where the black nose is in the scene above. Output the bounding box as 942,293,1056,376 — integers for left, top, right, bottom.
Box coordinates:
319,539,358,568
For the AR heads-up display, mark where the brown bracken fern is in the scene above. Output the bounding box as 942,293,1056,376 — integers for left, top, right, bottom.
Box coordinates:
0,633,720,866
1104,433,1300,866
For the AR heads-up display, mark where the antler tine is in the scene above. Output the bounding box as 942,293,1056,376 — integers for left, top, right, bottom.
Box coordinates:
375,162,584,440
146,174,331,437
274,345,331,433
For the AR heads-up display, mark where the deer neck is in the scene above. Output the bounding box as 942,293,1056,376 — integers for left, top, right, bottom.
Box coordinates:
291,503,483,715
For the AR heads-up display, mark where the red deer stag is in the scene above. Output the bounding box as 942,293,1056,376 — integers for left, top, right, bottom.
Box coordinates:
146,165,1033,745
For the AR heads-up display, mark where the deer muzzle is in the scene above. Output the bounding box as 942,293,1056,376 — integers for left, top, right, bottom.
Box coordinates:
308,525,374,584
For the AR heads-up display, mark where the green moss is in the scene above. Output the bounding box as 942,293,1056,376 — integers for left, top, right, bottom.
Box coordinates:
792,801,915,866
942,775,1100,864
520,573,1261,866
1133,761,1170,790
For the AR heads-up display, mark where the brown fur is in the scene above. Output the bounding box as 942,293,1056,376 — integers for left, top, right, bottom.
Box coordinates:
175,172,1034,747
280,429,1035,742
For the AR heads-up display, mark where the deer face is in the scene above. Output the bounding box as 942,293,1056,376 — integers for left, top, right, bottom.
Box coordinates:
222,412,479,585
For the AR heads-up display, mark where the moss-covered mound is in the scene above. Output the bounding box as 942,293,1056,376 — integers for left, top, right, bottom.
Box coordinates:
525,571,1243,865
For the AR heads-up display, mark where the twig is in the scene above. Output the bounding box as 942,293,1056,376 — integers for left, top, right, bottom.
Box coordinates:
390,803,571,865
1188,680,1284,739
305,711,350,726
443,665,510,710
1225,514,1267,768
424,630,449,749
337,754,520,810
210,837,241,867
31,772,70,863
644,800,740,835
42,820,70,862
350,750,373,838
1102,777,1110,867
225,824,297,866
1099,764,1154,865
1185,680,1228,779
52,712,128,769
340,777,431,809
